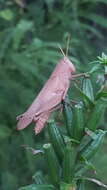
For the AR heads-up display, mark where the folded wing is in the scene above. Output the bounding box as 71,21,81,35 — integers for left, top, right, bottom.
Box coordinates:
17,75,68,130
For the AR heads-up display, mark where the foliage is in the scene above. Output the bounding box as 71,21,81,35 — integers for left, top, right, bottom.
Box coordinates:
18,55,107,190
0,0,107,189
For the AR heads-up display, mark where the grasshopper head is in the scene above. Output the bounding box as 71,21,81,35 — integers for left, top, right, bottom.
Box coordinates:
64,56,75,73
58,45,75,73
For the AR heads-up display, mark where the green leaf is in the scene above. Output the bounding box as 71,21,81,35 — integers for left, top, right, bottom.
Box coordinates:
43,143,61,185
75,159,96,177
82,0,107,4
78,132,94,153
44,0,54,12
1,171,18,190
32,171,46,185
0,125,11,139
80,23,103,39
76,180,85,190
72,102,84,141
87,100,106,131
82,77,94,101
62,144,77,183
81,13,107,29
96,91,107,100
31,38,44,49
13,20,33,50
47,120,65,161
74,84,94,106
80,130,106,160
0,9,13,20
0,28,13,60
80,177,107,189
88,64,101,74
19,184,55,190
98,53,107,65
75,162,91,177
62,96,73,137
60,182,76,190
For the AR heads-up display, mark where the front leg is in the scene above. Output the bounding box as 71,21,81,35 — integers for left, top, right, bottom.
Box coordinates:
62,82,69,100
72,73,90,78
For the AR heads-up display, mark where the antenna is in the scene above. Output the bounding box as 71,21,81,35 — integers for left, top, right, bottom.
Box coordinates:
58,44,66,57
66,34,70,56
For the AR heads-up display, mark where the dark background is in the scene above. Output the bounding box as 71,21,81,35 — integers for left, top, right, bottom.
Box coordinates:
0,0,107,189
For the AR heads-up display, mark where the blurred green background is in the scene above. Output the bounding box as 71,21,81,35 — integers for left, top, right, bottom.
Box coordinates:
0,0,107,189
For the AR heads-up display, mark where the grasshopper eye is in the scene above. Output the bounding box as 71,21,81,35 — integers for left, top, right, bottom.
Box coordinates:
64,57,75,73
70,62,75,73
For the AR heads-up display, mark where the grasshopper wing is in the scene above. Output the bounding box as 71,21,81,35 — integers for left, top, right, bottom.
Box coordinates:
17,75,68,130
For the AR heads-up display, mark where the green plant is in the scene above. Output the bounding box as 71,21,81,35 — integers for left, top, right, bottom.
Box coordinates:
18,54,107,190
1,1,107,189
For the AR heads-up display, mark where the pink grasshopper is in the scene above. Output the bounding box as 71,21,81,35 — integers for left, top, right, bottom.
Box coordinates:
16,46,76,134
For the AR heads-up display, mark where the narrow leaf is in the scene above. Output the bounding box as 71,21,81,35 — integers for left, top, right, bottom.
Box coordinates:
73,102,84,141
84,178,107,189
82,77,94,101
63,96,73,136
87,100,106,131
19,184,55,190
47,120,65,161
62,143,77,183
43,143,60,185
